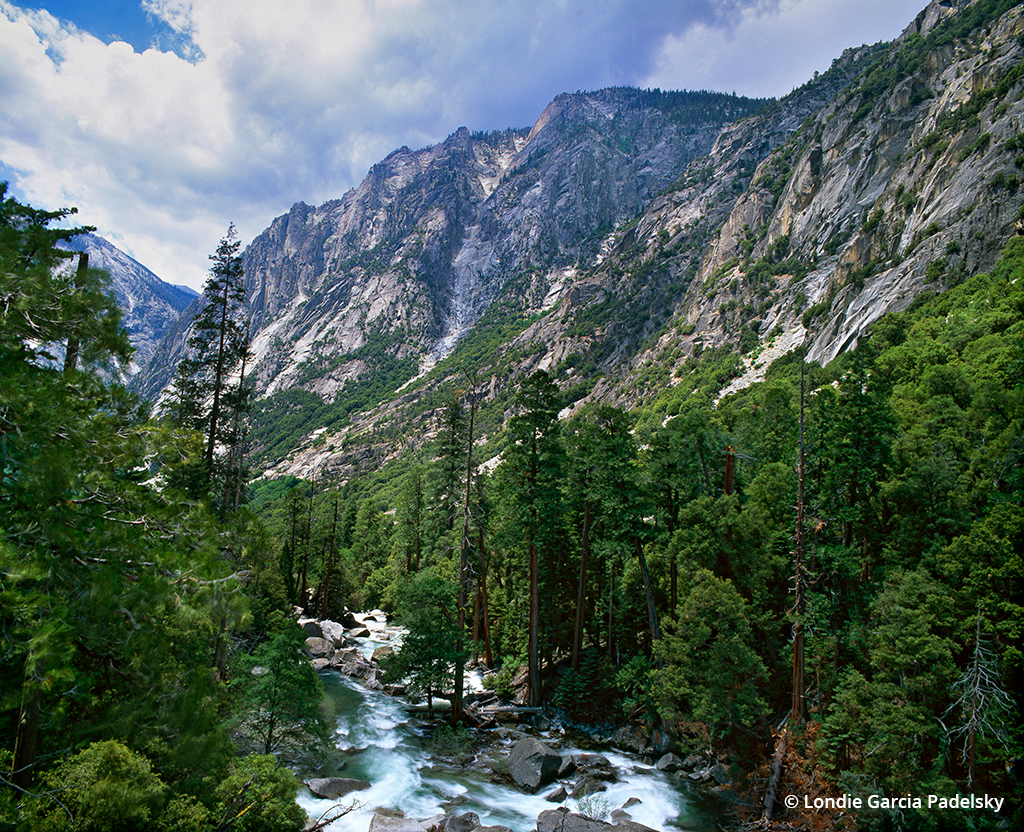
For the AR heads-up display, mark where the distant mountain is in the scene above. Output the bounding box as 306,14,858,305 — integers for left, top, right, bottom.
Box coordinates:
135,0,1024,482
61,233,197,371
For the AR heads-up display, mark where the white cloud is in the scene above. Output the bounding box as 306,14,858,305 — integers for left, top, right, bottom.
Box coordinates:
0,0,926,289
644,0,925,99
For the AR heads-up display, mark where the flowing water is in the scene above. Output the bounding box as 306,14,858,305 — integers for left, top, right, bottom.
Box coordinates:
297,668,719,832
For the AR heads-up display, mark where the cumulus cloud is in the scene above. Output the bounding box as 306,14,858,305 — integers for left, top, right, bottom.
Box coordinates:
0,0,924,288
643,0,925,99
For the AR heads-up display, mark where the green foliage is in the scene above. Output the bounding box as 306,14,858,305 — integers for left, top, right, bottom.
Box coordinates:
25,741,167,832
0,189,248,799
231,627,330,759
247,334,419,470
573,787,610,822
211,754,307,832
167,224,251,509
490,371,570,686
429,724,474,759
382,567,465,708
802,298,830,328
555,649,618,725
654,569,768,737
482,662,519,700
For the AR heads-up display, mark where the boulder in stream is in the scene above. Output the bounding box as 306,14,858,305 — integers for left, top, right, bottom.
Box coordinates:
372,645,395,662
544,784,568,803
655,752,683,772
368,812,444,832
305,637,334,659
537,808,609,832
507,737,562,792
305,777,371,799
441,812,481,832
320,619,347,646
537,807,659,832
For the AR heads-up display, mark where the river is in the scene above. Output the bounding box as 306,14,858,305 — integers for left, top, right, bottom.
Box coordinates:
296,626,719,831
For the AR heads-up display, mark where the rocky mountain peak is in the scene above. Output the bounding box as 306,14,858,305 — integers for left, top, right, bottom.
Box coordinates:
60,233,196,373
132,0,1024,482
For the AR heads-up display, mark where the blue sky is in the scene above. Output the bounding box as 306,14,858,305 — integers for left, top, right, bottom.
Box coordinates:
15,0,182,53
1,0,929,289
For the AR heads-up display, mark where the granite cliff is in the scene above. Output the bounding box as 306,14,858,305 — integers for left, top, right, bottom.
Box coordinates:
60,233,196,372
134,0,1024,482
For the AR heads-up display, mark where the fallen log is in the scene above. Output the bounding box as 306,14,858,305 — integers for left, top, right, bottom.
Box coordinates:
762,728,787,823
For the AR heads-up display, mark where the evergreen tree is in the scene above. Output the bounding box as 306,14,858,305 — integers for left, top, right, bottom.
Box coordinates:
654,569,768,739
169,224,252,508
232,627,330,758
564,405,657,665
0,190,244,794
382,568,466,715
491,371,567,705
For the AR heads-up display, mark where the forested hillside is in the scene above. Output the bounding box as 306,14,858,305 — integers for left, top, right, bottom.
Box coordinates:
252,235,1022,829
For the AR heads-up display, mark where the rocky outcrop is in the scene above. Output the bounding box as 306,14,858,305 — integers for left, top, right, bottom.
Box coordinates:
231,89,761,408
368,813,446,832
608,0,1024,388
60,233,195,374
133,90,766,466
364,807,653,832
304,777,370,799
506,737,563,793
537,808,658,832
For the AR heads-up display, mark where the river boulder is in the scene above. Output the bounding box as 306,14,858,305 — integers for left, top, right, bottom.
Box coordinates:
536,808,609,832
507,737,562,792
537,808,659,832
372,645,395,662
304,777,370,799
655,752,683,772
608,725,651,754
441,812,481,832
368,813,444,831
305,637,334,659
320,619,347,646
544,785,568,802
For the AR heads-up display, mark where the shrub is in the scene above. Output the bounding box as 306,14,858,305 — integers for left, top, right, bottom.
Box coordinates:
213,754,306,832
26,741,167,832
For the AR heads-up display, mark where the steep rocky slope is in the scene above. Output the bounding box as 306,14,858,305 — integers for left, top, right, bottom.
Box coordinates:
61,233,196,371
518,0,1024,414
134,89,767,404
135,0,1024,482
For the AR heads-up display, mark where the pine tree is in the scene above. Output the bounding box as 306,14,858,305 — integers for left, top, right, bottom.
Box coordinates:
1,189,245,791
169,225,252,507
494,371,567,705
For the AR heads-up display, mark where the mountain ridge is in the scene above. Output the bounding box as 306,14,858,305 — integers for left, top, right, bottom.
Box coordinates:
131,0,1024,484
59,232,196,372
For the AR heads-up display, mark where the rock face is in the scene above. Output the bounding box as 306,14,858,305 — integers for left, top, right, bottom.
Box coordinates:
133,89,765,429
60,233,195,373
536,808,658,832
134,0,1024,480
507,737,563,793
368,814,445,832
304,777,370,799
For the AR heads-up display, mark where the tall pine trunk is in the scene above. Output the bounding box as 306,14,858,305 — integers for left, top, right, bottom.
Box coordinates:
571,500,591,672
453,386,475,725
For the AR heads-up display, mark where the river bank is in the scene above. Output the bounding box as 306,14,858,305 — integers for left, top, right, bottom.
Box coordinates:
295,613,728,832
